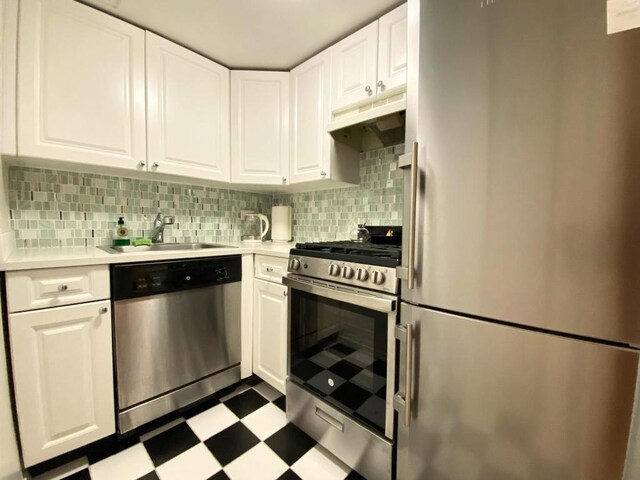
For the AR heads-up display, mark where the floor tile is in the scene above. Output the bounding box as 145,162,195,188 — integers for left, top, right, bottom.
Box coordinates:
143,422,200,467
60,469,90,480
89,444,154,480
246,375,262,386
33,457,89,480
265,424,316,466
156,443,222,480
187,403,240,441
345,470,367,479
208,471,231,480
181,395,221,419
253,381,283,402
224,443,288,480
137,472,160,480
218,384,252,403
87,432,140,464
277,470,303,480
291,446,350,480
273,396,286,412
224,388,269,418
241,403,288,440
204,422,260,466
139,418,185,443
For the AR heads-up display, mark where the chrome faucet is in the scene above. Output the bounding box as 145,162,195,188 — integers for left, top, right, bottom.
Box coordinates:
151,213,175,243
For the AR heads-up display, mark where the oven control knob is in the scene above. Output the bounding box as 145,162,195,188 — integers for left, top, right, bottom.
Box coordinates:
371,270,386,285
289,258,301,271
356,268,369,282
342,266,355,279
328,264,341,276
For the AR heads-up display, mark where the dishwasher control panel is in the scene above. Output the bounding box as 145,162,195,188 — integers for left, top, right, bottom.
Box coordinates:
112,256,241,300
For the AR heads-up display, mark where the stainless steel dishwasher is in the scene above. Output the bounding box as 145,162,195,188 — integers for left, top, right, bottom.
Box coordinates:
112,256,241,433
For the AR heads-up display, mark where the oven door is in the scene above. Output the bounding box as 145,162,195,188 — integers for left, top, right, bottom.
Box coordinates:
283,274,398,440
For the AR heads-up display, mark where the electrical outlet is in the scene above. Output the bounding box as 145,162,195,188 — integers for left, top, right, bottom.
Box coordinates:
386,179,394,188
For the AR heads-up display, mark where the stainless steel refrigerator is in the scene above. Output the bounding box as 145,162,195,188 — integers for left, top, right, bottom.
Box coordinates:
396,0,640,479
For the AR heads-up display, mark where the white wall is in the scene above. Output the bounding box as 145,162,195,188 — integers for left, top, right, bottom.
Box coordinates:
0,1,24,478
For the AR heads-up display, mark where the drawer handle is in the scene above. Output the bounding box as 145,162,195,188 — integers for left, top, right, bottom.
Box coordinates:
315,407,344,432
58,284,68,292
266,267,274,272
99,306,108,314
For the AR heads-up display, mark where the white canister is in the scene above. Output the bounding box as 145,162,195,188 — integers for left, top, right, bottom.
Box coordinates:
271,206,292,242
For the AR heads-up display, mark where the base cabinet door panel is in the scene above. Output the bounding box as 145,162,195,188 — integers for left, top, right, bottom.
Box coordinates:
146,32,230,181
9,301,115,467
17,0,146,169
253,278,287,393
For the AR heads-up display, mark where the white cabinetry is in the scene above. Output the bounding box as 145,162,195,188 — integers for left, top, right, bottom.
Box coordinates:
253,255,289,393
17,0,146,170
9,300,114,467
290,51,360,185
330,3,407,113
146,32,230,181
231,71,289,185
377,3,408,94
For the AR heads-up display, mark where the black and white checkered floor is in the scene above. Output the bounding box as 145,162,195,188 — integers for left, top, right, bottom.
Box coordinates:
33,379,365,480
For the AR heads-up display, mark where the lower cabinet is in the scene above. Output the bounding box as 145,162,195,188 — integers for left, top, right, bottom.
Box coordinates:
253,278,288,393
9,300,115,467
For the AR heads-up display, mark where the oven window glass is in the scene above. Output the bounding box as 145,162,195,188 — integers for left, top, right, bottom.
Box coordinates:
289,289,389,435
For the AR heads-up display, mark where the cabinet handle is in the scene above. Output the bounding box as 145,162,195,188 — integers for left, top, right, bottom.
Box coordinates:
377,80,385,91
99,306,108,314
138,160,146,167
365,85,372,95
283,290,288,297
266,267,274,272
58,284,68,292
152,162,160,168
320,171,327,177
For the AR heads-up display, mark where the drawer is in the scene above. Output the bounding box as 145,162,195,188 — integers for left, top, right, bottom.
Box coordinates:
6,265,110,313
254,255,289,283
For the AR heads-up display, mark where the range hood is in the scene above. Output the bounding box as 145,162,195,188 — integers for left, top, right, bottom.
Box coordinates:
328,91,406,151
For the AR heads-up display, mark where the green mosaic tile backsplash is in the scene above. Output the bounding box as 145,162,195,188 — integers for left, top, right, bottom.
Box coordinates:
8,145,404,248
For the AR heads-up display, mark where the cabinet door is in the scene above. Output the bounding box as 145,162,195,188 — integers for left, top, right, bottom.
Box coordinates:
17,0,146,170
330,21,378,112
289,51,332,184
231,71,289,185
146,32,230,181
377,3,408,95
253,279,287,393
10,301,115,467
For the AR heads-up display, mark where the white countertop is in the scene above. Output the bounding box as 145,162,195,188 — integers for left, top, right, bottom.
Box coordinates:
0,241,296,271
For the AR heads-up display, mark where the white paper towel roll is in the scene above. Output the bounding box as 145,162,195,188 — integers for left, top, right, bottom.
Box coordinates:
272,205,292,242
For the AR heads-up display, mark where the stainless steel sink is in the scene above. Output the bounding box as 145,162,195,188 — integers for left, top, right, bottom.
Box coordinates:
98,243,237,254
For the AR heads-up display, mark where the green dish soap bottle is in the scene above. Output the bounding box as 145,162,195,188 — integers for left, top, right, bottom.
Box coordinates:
112,217,130,246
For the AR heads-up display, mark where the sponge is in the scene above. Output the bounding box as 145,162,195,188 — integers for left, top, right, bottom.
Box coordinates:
133,238,152,247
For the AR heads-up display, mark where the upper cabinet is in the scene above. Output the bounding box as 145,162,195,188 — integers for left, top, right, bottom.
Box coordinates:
330,3,407,113
289,51,359,185
146,33,230,182
330,22,379,112
377,4,408,95
231,71,289,185
17,0,146,170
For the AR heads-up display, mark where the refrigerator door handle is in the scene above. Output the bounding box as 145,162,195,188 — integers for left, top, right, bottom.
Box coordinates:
394,323,414,426
397,141,418,289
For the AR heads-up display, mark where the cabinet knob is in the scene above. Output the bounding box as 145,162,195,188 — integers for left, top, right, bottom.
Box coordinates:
266,267,274,272
99,306,108,314
138,160,146,168
282,177,287,184
58,284,68,292
365,85,372,95
377,80,385,91
320,171,327,177
152,162,160,168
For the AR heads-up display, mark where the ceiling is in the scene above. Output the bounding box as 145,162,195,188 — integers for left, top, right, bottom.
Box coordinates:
79,0,405,70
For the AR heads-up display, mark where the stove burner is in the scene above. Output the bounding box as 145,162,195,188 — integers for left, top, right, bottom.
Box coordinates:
295,241,401,260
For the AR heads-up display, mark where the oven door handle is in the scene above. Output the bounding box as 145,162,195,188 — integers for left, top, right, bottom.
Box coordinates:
282,275,397,313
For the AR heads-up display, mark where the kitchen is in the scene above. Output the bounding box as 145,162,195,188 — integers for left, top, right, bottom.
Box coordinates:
1,0,640,480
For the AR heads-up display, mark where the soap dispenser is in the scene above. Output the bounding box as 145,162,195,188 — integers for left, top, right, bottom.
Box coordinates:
112,217,130,246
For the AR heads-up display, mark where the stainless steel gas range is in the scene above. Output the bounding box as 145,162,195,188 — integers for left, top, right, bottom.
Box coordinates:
282,228,401,480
